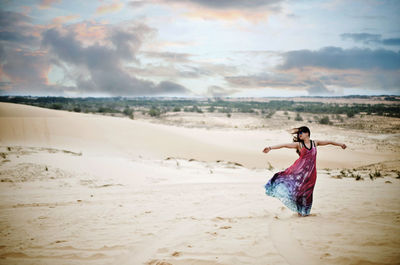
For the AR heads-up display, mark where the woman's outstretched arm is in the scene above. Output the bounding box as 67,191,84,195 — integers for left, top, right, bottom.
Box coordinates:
315,140,347,149
262,142,299,153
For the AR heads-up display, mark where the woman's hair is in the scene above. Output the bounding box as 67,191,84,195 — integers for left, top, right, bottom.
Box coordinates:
291,126,311,155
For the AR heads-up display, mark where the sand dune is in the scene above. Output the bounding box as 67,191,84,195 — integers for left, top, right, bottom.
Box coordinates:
0,102,397,169
0,102,399,265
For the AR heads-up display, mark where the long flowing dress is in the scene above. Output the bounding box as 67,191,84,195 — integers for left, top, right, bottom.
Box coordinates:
264,140,317,216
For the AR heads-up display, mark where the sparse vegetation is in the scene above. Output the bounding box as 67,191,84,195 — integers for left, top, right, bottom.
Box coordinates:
295,113,303,121
1,96,399,117
319,116,331,125
0,96,399,133
148,107,161,117
369,168,382,180
337,169,364,180
265,110,275,119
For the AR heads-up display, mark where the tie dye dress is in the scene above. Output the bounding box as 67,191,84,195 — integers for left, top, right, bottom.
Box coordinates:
264,140,317,216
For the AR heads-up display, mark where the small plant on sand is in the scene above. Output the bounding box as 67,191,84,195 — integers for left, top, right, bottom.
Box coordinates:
355,174,363,180
346,110,356,118
148,107,161,117
319,116,331,125
267,162,274,171
265,111,275,119
339,169,363,180
335,114,344,122
369,168,382,180
227,113,231,118
295,113,303,121
123,107,133,116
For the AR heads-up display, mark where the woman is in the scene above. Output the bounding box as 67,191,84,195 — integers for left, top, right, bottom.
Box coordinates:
263,126,346,217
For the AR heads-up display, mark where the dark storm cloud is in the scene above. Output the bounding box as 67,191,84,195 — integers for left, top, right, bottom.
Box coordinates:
41,26,192,96
41,26,191,95
341,33,400,46
0,9,191,96
0,11,48,90
0,10,30,27
279,46,400,70
2,49,50,85
0,11,39,47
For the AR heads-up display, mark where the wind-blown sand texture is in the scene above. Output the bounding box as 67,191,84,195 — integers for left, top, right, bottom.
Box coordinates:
0,102,399,265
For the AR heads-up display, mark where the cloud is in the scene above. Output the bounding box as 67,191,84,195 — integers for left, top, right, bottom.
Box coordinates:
206,85,239,97
51,15,80,25
128,1,147,8
0,11,49,91
41,23,191,96
225,46,400,96
1,49,50,85
340,33,381,44
158,0,283,10
224,71,345,96
0,10,39,47
128,64,201,78
132,50,238,79
341,32,400,46
95,1,124,15
279,46,400,70
140,51,192,62
38,0,61,9
382,38,400,46
0,10,191,96
131,0,283,22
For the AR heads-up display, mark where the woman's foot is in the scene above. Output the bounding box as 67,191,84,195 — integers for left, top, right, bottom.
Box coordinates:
298,213,309,217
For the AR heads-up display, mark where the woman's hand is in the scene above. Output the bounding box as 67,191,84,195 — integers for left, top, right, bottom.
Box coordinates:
341,143,347,149
263,147,272,153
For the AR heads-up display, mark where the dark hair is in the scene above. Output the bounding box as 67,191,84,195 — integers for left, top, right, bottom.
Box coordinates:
291,126,311,155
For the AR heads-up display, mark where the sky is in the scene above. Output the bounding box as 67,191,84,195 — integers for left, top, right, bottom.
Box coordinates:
0,0,399,97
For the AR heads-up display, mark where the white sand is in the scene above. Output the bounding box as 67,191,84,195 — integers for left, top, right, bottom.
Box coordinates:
0,102,399,265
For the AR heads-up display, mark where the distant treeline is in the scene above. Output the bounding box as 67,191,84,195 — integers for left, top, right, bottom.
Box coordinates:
0,96,399,118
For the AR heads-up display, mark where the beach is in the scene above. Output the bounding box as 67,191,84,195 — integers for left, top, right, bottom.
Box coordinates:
0,101,399,265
